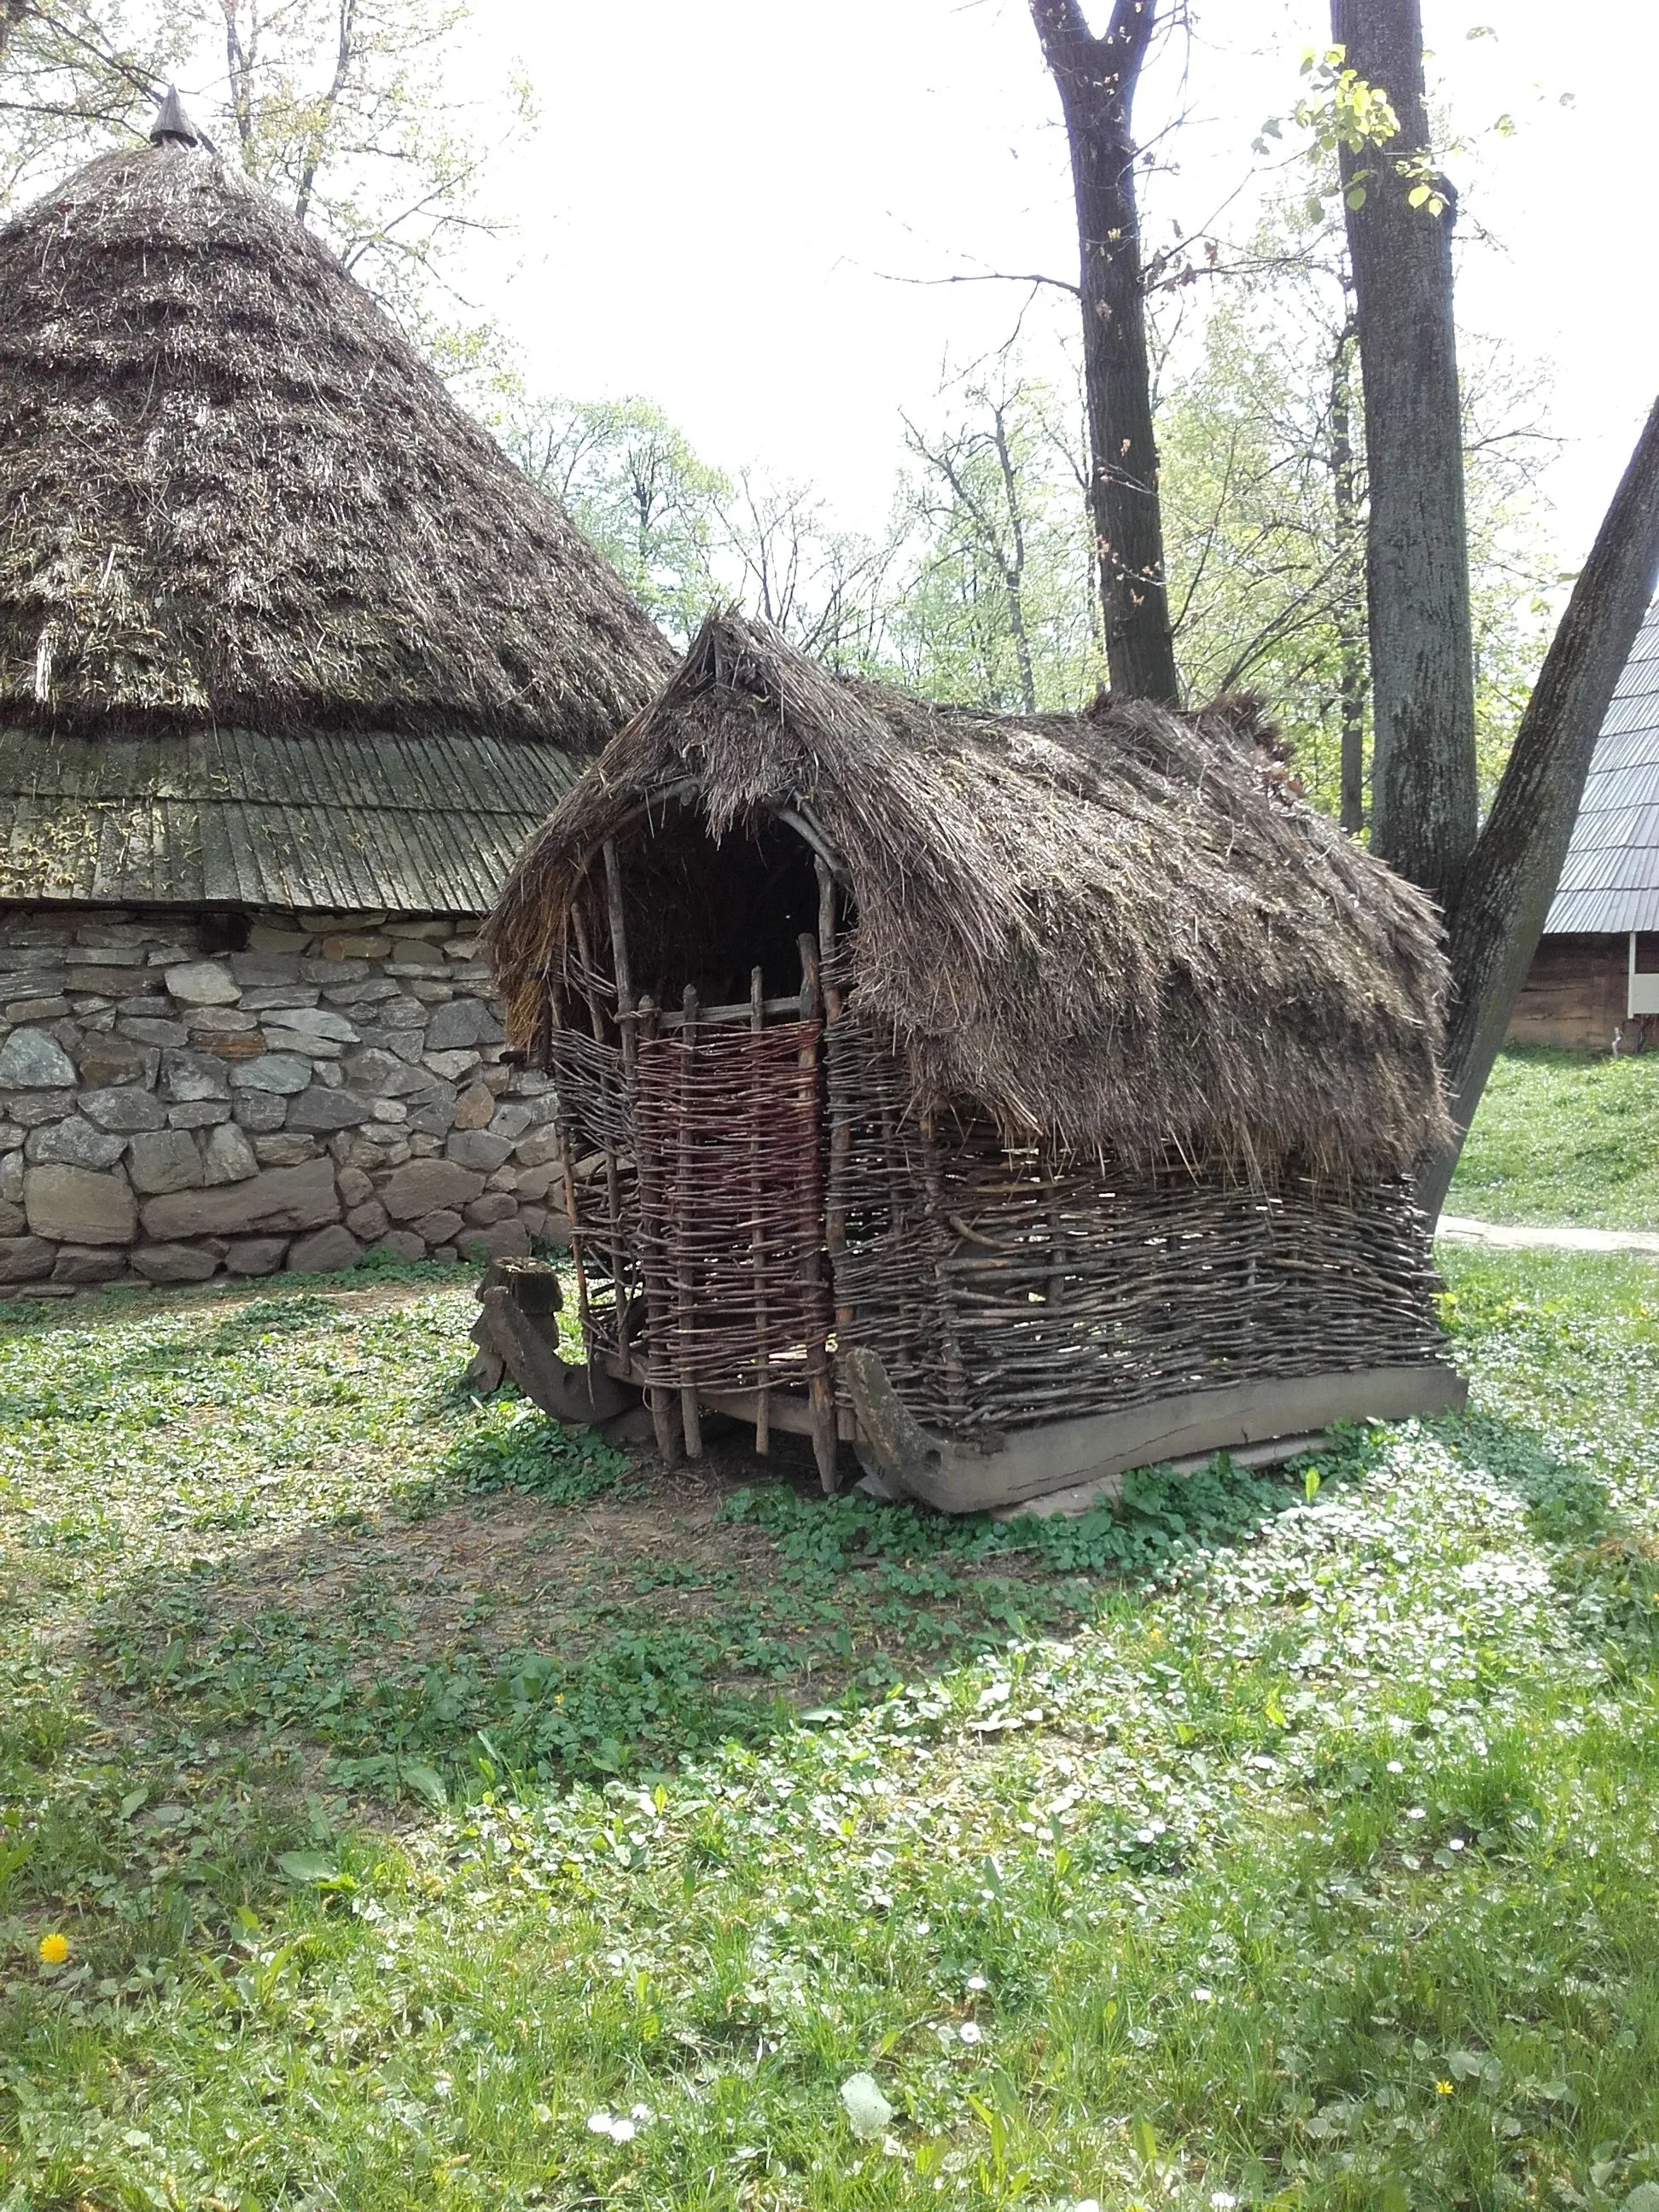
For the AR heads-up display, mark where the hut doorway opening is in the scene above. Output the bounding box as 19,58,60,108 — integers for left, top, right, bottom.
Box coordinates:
548,807,847,1481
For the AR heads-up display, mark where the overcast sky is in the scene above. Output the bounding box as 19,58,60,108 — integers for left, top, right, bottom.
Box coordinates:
453,1,1650,569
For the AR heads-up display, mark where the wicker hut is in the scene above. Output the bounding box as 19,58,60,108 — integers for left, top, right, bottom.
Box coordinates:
0,99,671,1290
483,613,1466,1512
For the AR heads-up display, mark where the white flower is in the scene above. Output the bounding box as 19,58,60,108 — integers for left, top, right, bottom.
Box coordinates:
630,2104,655,2122
1212,2194,1239,2209
958,2021,983,2045
586,2110,640,2142
965,1974,988,1992
841,2072,895,2140
1192,1986,1214,2004
1406,1806,1427,1821
1386,1760,1404,1773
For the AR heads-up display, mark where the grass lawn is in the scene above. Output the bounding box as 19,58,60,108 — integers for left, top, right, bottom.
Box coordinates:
3,1254,1659,2209
1450,1047,1659,1229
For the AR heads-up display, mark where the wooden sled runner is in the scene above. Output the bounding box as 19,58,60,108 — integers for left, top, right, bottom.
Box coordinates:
471,1260,1467,1516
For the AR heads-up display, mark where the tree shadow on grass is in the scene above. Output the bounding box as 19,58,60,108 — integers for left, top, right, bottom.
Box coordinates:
73,1388,1335,1819
9,1312,1470,1966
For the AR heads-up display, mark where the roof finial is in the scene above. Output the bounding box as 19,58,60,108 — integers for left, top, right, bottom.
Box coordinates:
149,86,199,147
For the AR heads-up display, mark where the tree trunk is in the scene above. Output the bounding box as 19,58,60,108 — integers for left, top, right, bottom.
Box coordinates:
0,1,28,72
1415,397,1659,1217
1328,312,1366,832
1336,311,1371,831
1333,0,1476,911
990,402,1039,712
1030,0,1179,702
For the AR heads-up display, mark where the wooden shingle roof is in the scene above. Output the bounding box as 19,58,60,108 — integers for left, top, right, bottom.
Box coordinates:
0,725,580,912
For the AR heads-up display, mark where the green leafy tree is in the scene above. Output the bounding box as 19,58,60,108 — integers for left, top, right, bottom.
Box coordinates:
0,3,188,205
1157,195,1557,830
715,469,901,671
890,370,1103,712
501,396,728,646
212,0,532,323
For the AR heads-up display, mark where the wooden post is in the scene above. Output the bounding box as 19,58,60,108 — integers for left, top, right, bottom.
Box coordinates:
797,931,840,1492
635,994,681,1464
748,963,771,1456
602,841,636,1071
570,899,630,1371
676,984,703,1458
601,840,635,1372
546,975,591,1348
1045,1149,1068,1313
533,961,553,1071
918,1121,969,1431
816,857,854,1358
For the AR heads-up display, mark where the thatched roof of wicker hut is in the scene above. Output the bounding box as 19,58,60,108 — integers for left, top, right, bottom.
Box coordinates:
0,126,671,745
487,612,1452,1179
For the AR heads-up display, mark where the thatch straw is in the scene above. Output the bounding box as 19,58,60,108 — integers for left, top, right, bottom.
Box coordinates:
0,140,673,741
488,612,1453,1181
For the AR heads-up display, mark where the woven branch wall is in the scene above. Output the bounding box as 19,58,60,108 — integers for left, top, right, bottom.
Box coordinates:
824,1016,1445,1435
633,1025,827,1392
550,1006,1445,1436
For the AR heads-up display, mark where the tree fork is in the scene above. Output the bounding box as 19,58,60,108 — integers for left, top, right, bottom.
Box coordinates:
1030,0,1179,702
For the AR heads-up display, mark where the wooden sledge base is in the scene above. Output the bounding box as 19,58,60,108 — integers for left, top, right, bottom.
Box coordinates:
841,1349,1469,1516
470,1269,1468,1520
993,1429,1333,1521
471,1283,634,1427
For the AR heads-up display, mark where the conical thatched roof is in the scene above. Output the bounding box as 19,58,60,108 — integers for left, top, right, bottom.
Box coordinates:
0,133,672,745
488,613,1453,1180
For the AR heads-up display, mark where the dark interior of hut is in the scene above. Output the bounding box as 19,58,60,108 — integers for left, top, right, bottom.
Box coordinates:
607,802,827,1015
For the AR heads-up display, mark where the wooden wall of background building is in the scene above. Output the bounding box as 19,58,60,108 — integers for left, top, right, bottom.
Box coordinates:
1507,934,1630,1051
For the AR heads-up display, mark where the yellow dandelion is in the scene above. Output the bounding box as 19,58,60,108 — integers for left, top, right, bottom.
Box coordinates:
38,1932,68,1965
1435,2080,1453,2096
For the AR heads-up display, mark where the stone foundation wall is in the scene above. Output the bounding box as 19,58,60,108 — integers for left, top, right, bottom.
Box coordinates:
0,906,569,1295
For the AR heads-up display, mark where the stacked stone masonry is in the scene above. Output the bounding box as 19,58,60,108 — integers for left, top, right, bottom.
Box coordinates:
0,908,572,1293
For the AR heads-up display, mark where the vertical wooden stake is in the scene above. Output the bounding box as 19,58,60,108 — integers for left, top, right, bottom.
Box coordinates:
546,975,591,1349
918,1124,969,1431
816,857,854,1359
748,963,771,1456
676,984,704,1459
533,963,553,1072
601,839,637,1371
635,995,681,1464
797,931,840,1493
570,899,630,1372
1045,1149,1068,1313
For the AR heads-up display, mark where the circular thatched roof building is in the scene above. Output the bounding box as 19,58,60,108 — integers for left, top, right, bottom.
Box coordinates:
0,106,672,912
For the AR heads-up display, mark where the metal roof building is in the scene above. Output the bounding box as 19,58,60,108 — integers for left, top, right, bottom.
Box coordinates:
1545,598,1659,936
1511,597,1659,1050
